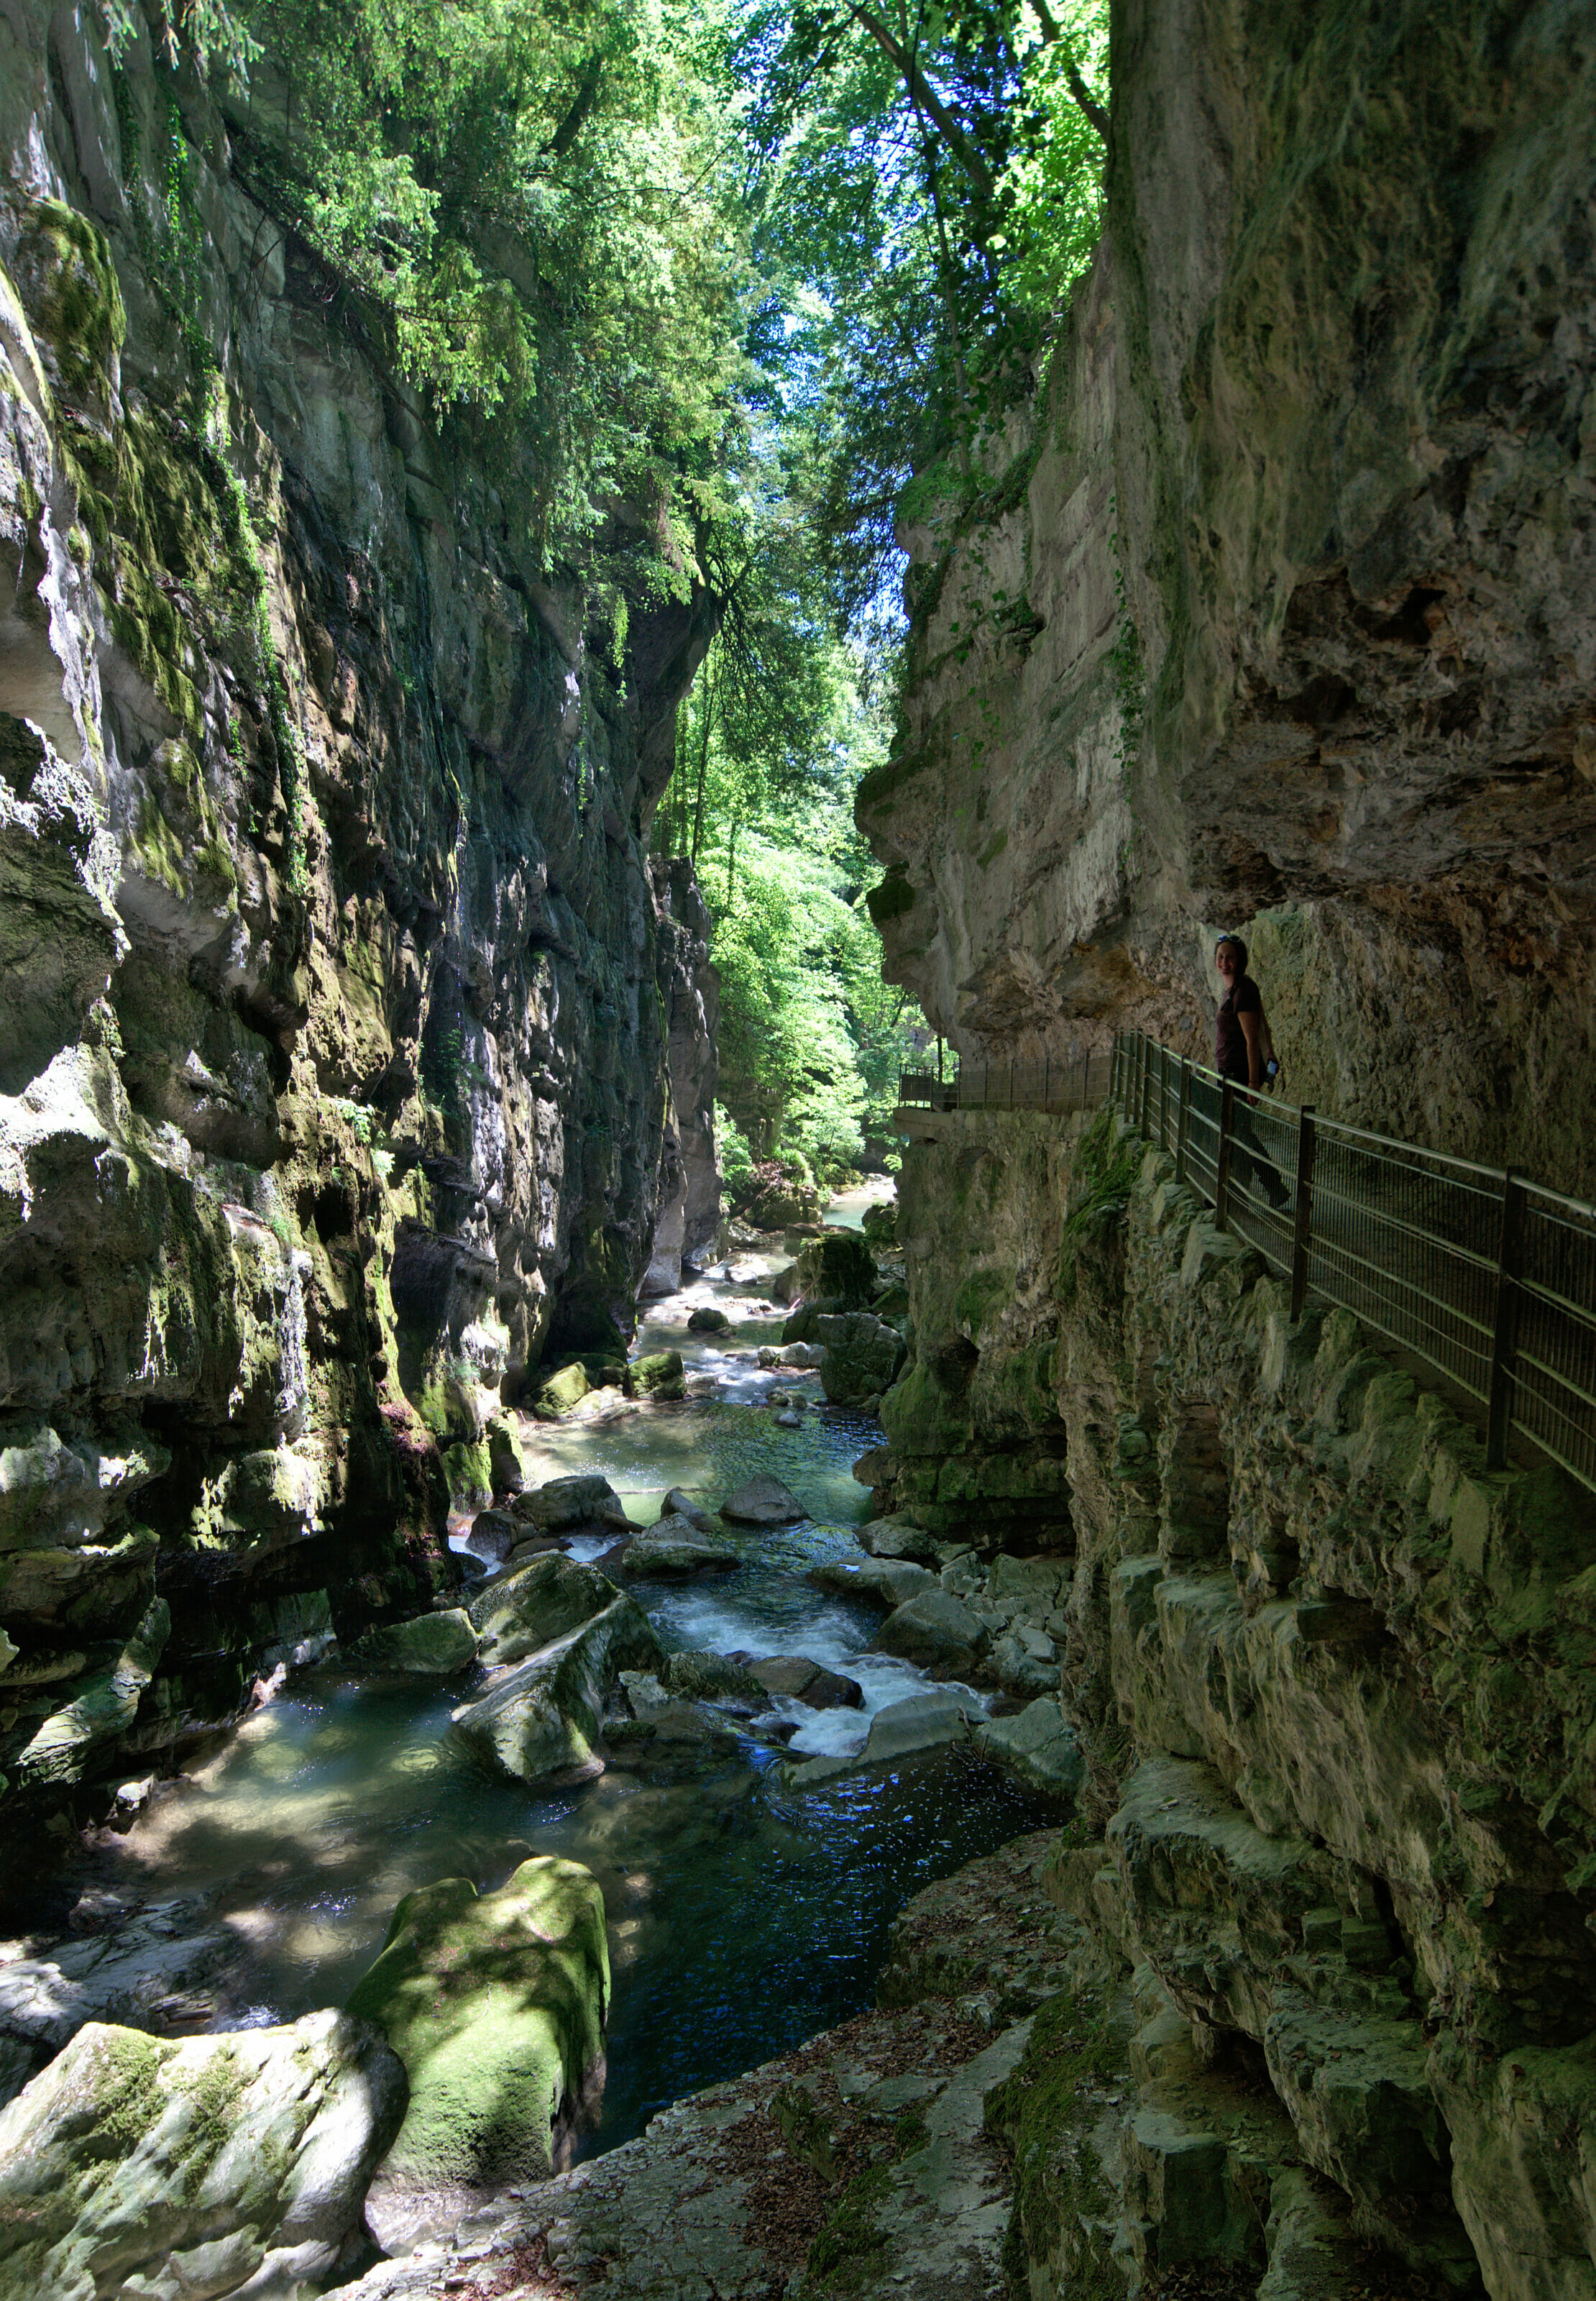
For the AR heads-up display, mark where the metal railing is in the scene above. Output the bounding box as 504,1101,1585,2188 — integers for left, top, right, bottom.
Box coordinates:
1110,1030,1596,1496
898,1051,1114,1115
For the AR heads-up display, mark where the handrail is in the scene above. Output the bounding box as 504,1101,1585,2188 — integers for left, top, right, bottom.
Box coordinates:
1108,1028,1596,1498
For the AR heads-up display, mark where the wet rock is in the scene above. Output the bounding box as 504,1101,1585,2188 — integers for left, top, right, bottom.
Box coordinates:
631,1350,685,1400
449,1596,662,1785
485,1417,526,1497
12,1596,170,1790
870,1588,989,1675
784,1690,984,1787
744,1656,864,1709
510,1474,632,1537
782,1342,825,1368
774,1409,802,1428
467,1552,635,1668
809,1556,938,1609
686,1306,730,1332
616,1517,740,1578
356,1609,479,1675
769,1263,804,1306
611,1672,752,1756
720,1474,807,1527
815,1310,907,1405
0,2009,405,2297
856,1514,939,1564
347,1856,608,2253
466,1506,518,1561
660,1488,715,1531
973,1696,1081,1799
661,1651,766,1704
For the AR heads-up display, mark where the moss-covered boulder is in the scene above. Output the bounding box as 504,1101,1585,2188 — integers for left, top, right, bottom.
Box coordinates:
815,1311,907,1406
534,1361,591,1417
356,1609,478,1674
348,1856,608,2249
720,1473,807,1527
793,1231,879,1310
449,1584,663,1782
467,1551,629,1668
631,1349,685,1399
12,1594,169,1789
0,2010,405,2297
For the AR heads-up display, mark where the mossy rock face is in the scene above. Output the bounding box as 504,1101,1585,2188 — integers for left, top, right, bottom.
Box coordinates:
348,1855,609,2241
983,1987,1131,2301
0,2010,405,2294
17,198,125,394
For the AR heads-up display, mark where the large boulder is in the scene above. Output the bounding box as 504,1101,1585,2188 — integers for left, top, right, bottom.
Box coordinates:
449,1596,663,1783
720,1474,807,1527
686,1306,730,1332
467,1552,631,1669
356,1609,479,1674
810,1556,937,1609
745,1655,863,1709
510,1474,631,1537
870,1589,989,1675
631,1350,685,1400
792,1230,878,1310
0,2010,405,2297
533,1361,590,1417
617,1517,740,1578
11,1594,170,1790
347,1856,608,2251
815,1311,907,1406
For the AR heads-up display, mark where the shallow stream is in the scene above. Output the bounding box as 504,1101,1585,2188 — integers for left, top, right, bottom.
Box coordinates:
52,1207,1058,2156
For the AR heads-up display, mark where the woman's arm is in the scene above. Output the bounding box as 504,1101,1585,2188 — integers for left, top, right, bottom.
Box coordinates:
1238,1007,1265,1090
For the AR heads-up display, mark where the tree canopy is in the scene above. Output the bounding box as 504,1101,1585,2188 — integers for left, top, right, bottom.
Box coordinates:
126,0,1110,1186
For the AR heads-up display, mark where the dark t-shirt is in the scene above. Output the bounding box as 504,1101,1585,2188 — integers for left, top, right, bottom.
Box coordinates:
1216,976,1262,1083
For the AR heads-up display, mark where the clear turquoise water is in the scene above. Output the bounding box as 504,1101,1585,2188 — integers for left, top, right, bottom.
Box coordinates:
84,1229,1055,2156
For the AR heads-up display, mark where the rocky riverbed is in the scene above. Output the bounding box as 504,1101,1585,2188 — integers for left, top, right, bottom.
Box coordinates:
0,1219,1089,2295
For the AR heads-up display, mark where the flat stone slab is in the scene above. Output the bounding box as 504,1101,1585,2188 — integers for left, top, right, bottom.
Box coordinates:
745,1655,863,1709
339,1998,1029,2301
719,1475,807,1527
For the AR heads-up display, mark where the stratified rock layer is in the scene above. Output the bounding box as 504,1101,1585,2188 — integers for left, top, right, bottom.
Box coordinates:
860,0,1596,1195
866,1102,1596,2301
0,0,717,1857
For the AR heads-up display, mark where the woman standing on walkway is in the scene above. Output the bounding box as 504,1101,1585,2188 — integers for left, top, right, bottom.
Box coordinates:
1214,936,1290,1210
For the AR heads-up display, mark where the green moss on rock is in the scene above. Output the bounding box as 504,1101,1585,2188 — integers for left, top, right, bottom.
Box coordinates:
347,1856,609,2192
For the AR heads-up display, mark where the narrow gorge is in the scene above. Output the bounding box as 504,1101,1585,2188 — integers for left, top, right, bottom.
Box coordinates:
0,1,1593,2299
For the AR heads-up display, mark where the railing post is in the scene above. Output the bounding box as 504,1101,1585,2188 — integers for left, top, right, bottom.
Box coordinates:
1159,1048,1169,1151
1216,1079,1235,1229
1135,1033,1147,1134
1175,1058,1191,1184
1290,1107,1316,1321
1486,1169,1528,1470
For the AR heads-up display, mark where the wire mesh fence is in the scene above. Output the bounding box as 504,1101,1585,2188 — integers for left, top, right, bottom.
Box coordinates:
897,1052,1114,1115
1107,1030,1596,1497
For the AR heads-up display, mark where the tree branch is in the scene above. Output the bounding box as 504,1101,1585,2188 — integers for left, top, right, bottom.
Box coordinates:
1029,1,1109,140
843,2,995,203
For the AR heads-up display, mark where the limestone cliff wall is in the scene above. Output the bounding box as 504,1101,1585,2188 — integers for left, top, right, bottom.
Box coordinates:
868,1107,1596,2301
0,2,717,1836
860,0,1596,1197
